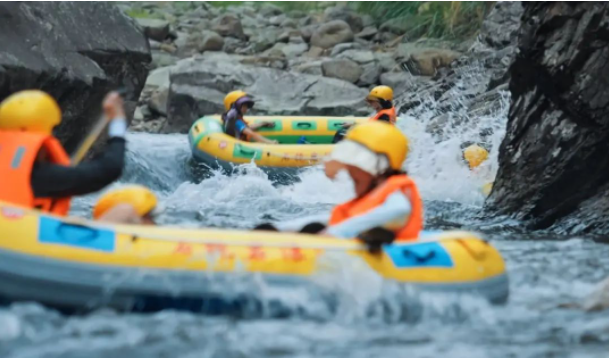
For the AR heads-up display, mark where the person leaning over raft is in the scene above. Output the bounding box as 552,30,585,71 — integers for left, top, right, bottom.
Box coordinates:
332,85,397,143
324,121,423,240
93,185,161,225
222,90,277,144
0,90,127,216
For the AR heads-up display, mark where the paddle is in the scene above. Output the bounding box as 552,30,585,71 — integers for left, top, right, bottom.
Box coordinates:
70,89,127,165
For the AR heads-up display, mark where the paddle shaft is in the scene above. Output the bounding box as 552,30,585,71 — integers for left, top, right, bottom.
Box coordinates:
70,89,128,166
70,115,109,165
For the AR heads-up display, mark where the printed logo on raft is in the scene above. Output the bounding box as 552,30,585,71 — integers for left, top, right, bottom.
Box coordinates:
1,207,25,220
172,242,307,262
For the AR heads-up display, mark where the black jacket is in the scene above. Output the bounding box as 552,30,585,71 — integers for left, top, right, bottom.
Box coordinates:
31,137,126,198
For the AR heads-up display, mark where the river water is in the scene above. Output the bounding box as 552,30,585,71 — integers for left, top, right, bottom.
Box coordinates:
2,68,609,358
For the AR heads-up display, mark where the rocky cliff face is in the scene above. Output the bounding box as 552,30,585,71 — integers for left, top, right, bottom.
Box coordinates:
0,2,150,150
487,2,609,233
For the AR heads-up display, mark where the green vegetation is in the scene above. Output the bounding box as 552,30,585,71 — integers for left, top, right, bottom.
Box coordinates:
125,1,492,41
356,1,494,40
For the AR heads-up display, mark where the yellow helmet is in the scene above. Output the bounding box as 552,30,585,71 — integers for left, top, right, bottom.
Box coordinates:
224,90,247,111
463,144,489,169
0,90,61,134
343,121,408,171
366,85,393,102
93,185,158,220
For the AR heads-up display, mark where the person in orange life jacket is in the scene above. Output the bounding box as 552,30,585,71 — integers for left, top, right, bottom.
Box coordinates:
324,121,423,241
332,85,397,143
0,90,127,216
222,91,277,144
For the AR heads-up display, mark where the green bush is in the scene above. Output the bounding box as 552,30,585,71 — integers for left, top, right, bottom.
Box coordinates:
356,1,494,40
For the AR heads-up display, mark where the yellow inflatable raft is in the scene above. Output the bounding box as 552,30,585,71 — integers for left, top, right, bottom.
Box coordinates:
188,116,367,172
0,201,508,315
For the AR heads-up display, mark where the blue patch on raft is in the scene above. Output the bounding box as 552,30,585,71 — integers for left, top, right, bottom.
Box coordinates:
38,217,116,252
384,242,454,268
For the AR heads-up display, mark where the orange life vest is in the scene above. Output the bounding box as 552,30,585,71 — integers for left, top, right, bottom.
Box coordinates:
370,107,397,124
329,175,423,241
0,131,71,215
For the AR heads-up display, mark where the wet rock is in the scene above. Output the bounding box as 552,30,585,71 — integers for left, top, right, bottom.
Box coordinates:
145,66,172,89
287,10,306,19
322,59,363,84
266,42,308,59
299,15,319,27
149,88,169,116
358,62,382,86
356,26,378,41
375,52,399,73
212,14,245,40
403,48,462,76
149,39,162,50
196,31,225,52
167,57,368,132
173,31,189,50
281,18,297,29
300,24,318,43
488,2,609,233
323,5,364,34
269,15,287,27
310,20,354,50
151,52,178,69
240,16,259,29
260,3,283,17
222,37,243,54
292,61,325,76
380,72,412,91
306,46,324,58
478,1,524,50
375,31,399,44
336,49,375,64
136,18,170,42
0,2,150,149
330,42,364,57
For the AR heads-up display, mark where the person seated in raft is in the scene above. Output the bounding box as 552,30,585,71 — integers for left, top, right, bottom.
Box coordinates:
463,144,493,196
323,121,423,241
93,185,162,225
222,91,277,144
0,90,127,216
332,85,397,143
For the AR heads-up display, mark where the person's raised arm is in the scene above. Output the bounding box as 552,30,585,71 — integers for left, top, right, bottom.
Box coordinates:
31,92,128,198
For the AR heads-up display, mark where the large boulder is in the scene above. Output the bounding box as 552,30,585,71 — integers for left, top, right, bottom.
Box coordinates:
167,56,369,133
310,20,354,50
0,2,150,150
322,59,363,84
336,50,381,86
487,2,609,233
478,1,524,50
212,14,245,40
197,31,225,52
